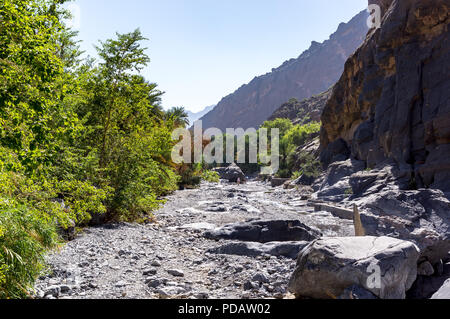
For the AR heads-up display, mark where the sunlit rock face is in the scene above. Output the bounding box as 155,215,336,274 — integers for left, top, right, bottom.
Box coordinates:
320,0,450,192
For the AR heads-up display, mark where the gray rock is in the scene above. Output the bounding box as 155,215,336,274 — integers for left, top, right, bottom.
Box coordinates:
288,236,420,299
204,220,322,243
417,261,435,277
252,273,270,284
338,285,378,299
320,139,351,168
431,279,450,299
167,269,185,277
115,280,128,288
316,159,366,201
59,285,71,294
194,292,209,299
234,265,244,273
156,286,186,298
207,241,309,259
293,174,316,186
355,188,450,264
320,0,450,194
44,285,61,298
143,269,158,276
214,163,246,183
243,281,259,291
178,222,216,231
146,277,168,288
57,218,76,241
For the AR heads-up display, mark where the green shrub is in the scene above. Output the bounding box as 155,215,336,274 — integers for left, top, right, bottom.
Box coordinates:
283,122,321,148
201,170,220,183
0,202,58,299
291,171,302,179
293,152,322,179
275,169,291,178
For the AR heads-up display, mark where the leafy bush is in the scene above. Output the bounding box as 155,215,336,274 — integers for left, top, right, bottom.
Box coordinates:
291,152,322,179
291,171,303,180
261,119,321,177
0,0,208,298
282,122,321,148
0,202,58,299
201,170,220,183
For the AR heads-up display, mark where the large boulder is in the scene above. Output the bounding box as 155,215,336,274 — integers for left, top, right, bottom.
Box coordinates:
354,189,450,265
204,220,322,243
288,236,420,299
315,159,365,201
213,163,246,183
348,161,413,196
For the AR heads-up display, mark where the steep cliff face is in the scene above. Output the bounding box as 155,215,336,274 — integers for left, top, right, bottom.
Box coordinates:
268,87,333,124
199,10,369,131
320,0,450,191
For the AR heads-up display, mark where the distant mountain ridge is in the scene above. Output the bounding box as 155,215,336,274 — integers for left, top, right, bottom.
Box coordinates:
199,10,369,130
186,105,215,126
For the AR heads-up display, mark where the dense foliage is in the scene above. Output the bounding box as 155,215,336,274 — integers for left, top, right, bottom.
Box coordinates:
260,119,321,178
0,0,209,298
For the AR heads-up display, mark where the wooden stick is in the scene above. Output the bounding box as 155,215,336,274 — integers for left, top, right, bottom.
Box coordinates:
353,204,366,237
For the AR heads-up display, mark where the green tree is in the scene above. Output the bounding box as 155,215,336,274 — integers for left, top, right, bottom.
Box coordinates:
261,118,293,139
74,29,177,220
165,106,190,128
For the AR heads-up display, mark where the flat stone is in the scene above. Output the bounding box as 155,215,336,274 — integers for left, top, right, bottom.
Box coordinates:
167,269,185,277
178,222,216,231
204,220,322,243
208,241,309,259
143,269,158,276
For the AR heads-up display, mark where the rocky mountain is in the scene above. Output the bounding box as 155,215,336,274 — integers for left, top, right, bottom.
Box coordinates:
199,10,369,130
320,0,450,192
313,0,450,288
268,87,333,124
186,105,215,126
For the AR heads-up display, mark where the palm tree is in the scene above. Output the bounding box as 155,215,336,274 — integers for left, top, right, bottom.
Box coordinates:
165,106,190,128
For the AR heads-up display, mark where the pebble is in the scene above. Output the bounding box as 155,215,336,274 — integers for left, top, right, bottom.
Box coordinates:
143,269,158,276
33,181,324,299
167,269,185,277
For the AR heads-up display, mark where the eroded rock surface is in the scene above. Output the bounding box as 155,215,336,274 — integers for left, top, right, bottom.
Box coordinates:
204,220,322,243
320,0,450,192
289,236,420,299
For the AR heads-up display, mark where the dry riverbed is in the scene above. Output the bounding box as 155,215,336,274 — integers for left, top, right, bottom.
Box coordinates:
34,181,354,299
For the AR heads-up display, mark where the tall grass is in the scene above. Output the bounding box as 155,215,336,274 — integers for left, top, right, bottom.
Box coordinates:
0,203,58,299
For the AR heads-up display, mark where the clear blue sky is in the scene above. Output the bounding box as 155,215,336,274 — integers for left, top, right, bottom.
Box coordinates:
70,0,368,112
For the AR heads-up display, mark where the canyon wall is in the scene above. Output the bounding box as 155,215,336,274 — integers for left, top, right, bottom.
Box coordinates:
320,0,450,191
